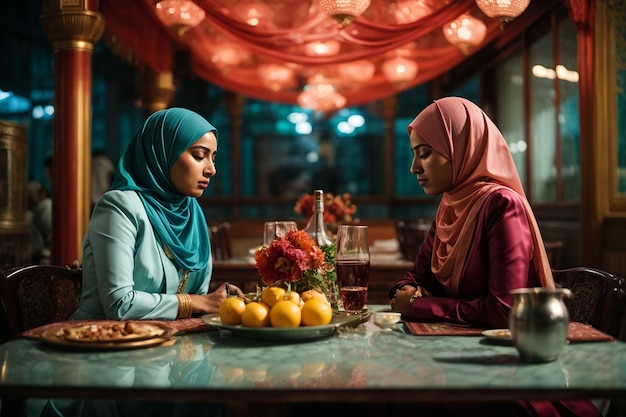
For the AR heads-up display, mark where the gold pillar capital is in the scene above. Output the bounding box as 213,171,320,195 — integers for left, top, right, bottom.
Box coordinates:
41,0,105,51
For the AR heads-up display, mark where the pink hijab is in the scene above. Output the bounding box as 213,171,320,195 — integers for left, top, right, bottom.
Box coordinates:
408,97,555,295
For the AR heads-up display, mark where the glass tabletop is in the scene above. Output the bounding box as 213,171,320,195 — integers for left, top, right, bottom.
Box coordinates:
1,306,626,402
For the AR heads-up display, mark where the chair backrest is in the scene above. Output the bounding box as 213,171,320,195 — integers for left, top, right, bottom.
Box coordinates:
210,222,232,261
395,220,431,261
552,267,626,340
0,264,82,340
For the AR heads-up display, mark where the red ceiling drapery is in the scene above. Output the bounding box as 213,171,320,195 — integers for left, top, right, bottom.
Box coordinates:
101,0,509,107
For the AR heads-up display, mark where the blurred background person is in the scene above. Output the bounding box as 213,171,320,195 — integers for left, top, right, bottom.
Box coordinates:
91,149,115,210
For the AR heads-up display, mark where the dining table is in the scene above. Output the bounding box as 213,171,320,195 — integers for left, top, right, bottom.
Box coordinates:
0,305,625,417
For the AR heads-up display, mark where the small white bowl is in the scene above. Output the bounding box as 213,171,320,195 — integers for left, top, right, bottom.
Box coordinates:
373,311,402,328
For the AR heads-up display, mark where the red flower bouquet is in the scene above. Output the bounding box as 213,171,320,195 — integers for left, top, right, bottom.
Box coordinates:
294,192,357,224
254,230,337,304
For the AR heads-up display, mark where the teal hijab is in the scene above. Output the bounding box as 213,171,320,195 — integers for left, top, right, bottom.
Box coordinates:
111,107,216,271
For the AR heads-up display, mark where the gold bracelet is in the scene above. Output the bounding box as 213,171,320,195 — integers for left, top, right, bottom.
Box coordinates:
183,293,193,318
176,293,193,319
181,293,193,318
409,286,423,303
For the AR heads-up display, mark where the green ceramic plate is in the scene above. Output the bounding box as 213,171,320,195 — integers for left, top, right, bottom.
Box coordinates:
202,307,370,341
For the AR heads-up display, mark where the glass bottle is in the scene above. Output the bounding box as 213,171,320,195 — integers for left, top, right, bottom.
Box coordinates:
303,189,333,247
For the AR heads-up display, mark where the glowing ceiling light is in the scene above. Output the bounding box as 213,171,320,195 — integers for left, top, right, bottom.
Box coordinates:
155,0,205,36
391,0,432,24
297,76,346,112
315,0,372,27
382,56,418,85
475,0,530,25
304,40,341,56
233,0,273,27
337,60,375,83
443,14,487,55
257,64,296,91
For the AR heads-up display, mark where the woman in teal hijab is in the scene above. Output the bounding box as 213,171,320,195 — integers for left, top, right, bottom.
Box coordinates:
72,107,243,322
112,107,213,272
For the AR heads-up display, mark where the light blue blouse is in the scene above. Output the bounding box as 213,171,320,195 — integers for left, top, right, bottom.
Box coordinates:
72,189,212,321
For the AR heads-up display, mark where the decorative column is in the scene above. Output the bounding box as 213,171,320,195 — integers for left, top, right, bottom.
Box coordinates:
566,0,602,267
0,121,30,268
138,67,176,117
224,92,244,218
41,0,105,266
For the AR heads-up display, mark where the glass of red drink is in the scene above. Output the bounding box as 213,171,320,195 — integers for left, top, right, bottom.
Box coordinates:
335,225,370,313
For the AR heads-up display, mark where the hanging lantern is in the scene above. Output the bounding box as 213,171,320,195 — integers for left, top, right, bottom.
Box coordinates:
196,40,250,70
382,56,418,85
257,64,296,91
155,0,205,36
475,0,530,24
389,0,432,24
297,76,347,112
337,60,375,84
442,14,487,55
315,0,372,27
304,40,342,57
232,0,273,27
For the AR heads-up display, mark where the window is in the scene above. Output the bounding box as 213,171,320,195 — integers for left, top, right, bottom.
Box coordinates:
491,15,579,204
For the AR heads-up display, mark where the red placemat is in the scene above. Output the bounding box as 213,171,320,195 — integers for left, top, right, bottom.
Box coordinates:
405,322,484,336
22,317,214,340
567,321,614,343
405,321,614,343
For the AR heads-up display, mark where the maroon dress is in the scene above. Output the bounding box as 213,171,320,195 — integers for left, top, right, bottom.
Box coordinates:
391,188,601,417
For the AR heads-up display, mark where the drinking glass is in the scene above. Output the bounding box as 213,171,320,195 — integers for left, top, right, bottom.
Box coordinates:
263,221,298,246
335,225,370,313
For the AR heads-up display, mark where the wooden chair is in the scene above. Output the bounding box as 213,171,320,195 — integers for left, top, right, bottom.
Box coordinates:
0,265,82,417
210,221,233,261
551,267,626,417
0,264,82,342
552,267,626,340
395,220,431,261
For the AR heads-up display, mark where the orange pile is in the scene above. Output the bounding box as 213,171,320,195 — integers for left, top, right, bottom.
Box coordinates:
218,288,332,328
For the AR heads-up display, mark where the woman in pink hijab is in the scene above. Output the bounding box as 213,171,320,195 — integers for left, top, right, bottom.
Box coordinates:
390,96,554,327
389,97,600,417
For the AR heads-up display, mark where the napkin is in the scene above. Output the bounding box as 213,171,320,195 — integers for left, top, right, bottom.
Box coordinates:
405,321,615,343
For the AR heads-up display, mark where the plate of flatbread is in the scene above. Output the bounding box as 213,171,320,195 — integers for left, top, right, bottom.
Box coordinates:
40,321,177,350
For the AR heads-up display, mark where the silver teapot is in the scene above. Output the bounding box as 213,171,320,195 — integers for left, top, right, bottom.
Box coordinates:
509,287,571,363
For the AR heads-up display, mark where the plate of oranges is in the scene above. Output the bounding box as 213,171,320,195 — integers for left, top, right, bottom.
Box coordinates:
203,287,366,340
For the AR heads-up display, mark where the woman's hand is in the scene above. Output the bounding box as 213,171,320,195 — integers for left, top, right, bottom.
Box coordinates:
390,286,415,316
390,285,432,316
189,283,245,314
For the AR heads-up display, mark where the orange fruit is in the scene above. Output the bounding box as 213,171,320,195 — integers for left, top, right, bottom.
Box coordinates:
269,300,302,328
301,298,333,326
241,302,271,327
300,289,329,305
218,297,246,325
261,287,286,307
285,291,301,306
